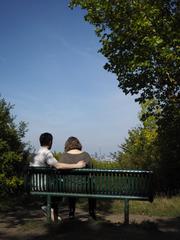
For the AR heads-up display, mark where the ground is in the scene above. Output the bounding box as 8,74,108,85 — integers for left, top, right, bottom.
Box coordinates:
0,199,180,240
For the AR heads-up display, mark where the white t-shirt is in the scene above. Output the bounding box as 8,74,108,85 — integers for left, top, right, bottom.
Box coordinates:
30,146,58,167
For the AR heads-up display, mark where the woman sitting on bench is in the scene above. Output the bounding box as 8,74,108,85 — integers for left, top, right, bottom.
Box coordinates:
60,136,96,220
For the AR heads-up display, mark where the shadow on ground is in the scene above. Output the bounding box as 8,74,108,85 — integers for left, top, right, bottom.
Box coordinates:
0,197,180,240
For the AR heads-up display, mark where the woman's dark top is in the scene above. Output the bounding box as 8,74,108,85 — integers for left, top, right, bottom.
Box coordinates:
60,152,92,168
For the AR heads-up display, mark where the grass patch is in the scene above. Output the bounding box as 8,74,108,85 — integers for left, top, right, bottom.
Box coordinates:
109,196,180,217
73,195,180,217
1,194,180,218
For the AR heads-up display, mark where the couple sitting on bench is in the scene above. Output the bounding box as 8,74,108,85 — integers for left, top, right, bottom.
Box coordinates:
30,132,96,222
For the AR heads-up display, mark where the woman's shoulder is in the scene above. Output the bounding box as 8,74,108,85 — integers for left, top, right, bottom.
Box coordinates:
81,151,91,159
82,151,90,155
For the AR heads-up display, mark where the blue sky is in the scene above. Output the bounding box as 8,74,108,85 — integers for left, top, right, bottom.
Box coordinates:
0,0,140,156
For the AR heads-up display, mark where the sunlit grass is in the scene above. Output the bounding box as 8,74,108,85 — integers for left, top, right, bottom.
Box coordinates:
109,195,180,217
76,195,180,217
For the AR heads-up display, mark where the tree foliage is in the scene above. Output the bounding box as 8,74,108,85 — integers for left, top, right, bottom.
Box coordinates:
0,97,30,193
157,102,180,191
70,0,179,106
116,101,159,169
53,151,62,161
115,101,180,192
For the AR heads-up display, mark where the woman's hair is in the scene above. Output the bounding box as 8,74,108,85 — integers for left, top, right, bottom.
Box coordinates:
64,136,82,152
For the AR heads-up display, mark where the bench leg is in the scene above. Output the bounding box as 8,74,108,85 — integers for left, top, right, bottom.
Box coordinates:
47,195,51,223
124,199,129,225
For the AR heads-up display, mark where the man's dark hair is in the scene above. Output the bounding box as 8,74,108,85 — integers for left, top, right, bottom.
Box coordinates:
39,132,53,146
65,136,82,152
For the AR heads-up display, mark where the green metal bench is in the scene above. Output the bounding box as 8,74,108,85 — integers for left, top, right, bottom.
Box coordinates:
25,167,154,224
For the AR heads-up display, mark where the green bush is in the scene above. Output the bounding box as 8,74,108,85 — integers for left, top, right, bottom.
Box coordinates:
0,97,31,194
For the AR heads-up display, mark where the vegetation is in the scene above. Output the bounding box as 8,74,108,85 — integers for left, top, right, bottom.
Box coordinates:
0,193,180,218
69,0,179,107
117,102,159,170
53,151,62,161
0,97,31,194
111,195,180,217
76,195,180,217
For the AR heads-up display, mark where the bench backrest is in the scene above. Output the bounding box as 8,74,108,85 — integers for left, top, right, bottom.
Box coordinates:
26,167,154,201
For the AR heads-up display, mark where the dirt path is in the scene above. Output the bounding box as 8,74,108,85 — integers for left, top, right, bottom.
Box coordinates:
0,205,180,240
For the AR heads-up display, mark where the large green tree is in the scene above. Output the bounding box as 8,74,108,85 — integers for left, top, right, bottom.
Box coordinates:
0,97,30,193
70,0,179,106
